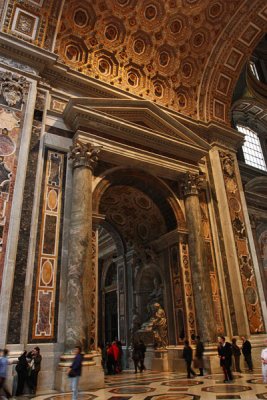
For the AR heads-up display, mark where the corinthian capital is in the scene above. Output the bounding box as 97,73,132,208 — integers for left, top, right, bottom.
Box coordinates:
182,172,205,197
69,141,102,170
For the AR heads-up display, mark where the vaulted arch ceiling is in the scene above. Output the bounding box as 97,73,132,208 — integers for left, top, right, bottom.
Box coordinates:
1,0,266,124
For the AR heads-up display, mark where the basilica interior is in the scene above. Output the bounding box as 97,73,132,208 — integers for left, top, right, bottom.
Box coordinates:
0,0,267,399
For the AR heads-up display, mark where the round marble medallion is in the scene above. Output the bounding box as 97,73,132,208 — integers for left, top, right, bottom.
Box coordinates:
202,385,252,393
162,379,203,387
109,386,155,394
0,133,15,156
247,377,267,384
256,393,267,399
205,374,242,380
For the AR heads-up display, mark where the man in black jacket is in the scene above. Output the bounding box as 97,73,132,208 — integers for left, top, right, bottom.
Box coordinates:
182,340,196,379
241,336,253,372
218,336,233,382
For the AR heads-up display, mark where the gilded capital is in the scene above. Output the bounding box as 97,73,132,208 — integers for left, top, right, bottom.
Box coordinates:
182,172,205,197
69,141,102,170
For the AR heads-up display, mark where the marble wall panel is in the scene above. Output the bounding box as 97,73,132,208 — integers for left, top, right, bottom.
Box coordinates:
7,118,41,343
199,190,225,335
220,151,264,333
32,150,65,340
0,108,22,291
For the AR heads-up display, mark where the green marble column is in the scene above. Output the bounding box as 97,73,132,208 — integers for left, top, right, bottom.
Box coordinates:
65,141,101,353
183,172,217,343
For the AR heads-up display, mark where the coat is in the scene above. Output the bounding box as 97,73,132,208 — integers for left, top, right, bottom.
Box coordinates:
218,342,232,367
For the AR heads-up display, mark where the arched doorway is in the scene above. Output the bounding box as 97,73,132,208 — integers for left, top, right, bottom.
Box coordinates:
94,168,186,354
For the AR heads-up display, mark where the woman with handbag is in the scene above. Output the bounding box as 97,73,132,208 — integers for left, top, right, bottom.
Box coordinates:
68,346,83,400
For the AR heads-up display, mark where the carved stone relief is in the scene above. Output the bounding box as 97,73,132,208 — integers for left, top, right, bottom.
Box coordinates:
0,71,28,109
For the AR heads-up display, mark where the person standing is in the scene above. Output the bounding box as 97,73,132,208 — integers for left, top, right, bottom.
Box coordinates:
0,349,12,399
15,350,28,396
261,339,267,384
218,336,233,382
195,336,204,376
27,346,42,394
241,336,253,372
182,340,196,379
106,343,115,375
68,346,83,400
231,338,241,373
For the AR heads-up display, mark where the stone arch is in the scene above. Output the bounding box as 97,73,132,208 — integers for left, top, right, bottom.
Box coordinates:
93,166,186,231
198,0,267,123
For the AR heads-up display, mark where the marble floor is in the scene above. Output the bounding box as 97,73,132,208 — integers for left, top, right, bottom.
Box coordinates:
32,370,267,400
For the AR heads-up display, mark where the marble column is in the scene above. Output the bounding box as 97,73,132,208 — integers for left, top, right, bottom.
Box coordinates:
183,172,217,343
65,141,101,353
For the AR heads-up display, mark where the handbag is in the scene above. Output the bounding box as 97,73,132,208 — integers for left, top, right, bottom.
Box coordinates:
68,369,77,378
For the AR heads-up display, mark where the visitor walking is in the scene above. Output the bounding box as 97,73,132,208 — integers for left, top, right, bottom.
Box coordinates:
15,350,28,396
132,342,142,373
0,349,12,399
182,340,196,379
231,338,241,373
261,339,267,384
139,340,146,372
195,336,204,376
27,346,42,395
68,346,83,400
241,336,253,372
218,336,233,382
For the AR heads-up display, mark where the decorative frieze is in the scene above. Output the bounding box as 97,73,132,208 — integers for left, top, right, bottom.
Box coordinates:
32,150,65,339
219,151,264,333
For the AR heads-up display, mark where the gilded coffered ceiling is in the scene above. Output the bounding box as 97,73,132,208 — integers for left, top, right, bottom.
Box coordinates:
1,0,267,123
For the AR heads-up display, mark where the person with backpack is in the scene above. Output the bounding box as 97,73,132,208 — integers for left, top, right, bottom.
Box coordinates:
68,346,83,400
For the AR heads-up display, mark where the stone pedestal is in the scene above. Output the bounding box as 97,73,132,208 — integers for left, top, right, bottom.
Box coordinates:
151,349,169,371
55,353,104,391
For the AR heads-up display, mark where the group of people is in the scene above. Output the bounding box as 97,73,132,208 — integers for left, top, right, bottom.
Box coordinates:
132,340,146,373
217,336,253,382
182,335,256,381
0,346,42,398
104,341,123,375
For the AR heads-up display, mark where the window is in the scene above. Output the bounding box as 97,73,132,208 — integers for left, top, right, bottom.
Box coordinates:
237,125,267,171
249,60,260,81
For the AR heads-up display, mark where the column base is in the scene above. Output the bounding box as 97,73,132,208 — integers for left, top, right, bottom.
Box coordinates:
55,353,104,391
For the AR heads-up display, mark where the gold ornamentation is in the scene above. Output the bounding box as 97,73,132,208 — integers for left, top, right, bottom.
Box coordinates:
0,71,28,108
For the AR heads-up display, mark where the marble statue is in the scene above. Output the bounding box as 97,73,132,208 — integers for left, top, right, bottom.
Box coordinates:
151,303,168,348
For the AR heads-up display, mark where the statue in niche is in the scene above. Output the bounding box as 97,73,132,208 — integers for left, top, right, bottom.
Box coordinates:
147,276,163,316
151,303,168,348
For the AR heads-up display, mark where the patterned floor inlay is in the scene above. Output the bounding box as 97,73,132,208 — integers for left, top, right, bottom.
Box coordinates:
205,374,242,380
247,378,267,384
144,395,200,400
162,380,203,387
202,385,252,393
42,395,97,400
257,394,267,399
107,397,132,400
216,396,241,399
109,387,155,394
